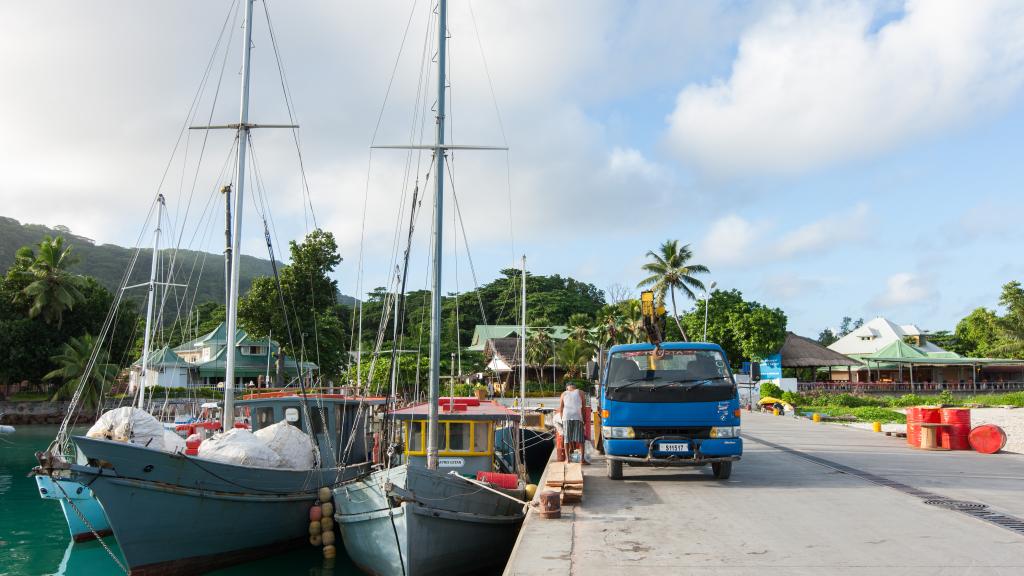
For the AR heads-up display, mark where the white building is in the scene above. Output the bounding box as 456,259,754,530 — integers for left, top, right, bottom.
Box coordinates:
828,317,950,356
128,346,192,392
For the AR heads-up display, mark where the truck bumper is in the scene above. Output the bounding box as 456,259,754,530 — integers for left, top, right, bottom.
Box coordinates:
604,437,742,466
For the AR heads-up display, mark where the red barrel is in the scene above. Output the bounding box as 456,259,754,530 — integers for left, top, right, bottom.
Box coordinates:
905,407,919,446
939,408,971,450
969,424,1007,454
907,407,941,447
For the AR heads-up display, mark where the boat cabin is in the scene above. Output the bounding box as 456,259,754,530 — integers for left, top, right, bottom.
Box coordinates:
239,392,386,468
392,397,519,476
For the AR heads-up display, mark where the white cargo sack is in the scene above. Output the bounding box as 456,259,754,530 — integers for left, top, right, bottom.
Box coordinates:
198,428,283,468
254,420,318,470
87,407,167,450
162,429,186,453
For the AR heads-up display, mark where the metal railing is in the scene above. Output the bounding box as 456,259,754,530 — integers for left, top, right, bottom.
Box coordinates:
796,381,1024,394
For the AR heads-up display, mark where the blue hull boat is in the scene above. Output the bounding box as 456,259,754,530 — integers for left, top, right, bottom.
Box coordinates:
71,435,369,574
34,475,112,542
334,464,524,576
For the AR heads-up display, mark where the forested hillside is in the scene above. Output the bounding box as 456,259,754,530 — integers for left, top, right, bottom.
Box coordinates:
0,216,355,305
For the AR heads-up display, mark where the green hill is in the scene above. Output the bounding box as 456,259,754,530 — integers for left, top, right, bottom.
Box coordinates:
0,216,357,306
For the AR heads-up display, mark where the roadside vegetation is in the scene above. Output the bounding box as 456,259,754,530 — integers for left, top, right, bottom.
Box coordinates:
761,382,1024,424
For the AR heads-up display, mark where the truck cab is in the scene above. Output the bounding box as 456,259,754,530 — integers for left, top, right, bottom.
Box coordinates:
600,342,742,480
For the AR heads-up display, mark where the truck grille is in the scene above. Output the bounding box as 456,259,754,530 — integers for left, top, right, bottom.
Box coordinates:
633,426,711,440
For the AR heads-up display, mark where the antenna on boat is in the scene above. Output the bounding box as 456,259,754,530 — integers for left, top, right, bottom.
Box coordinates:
221,0,255,430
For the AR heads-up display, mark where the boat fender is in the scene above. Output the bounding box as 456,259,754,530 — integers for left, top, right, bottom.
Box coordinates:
525,484,538,500
318,487,331,502
309,506,322,522
320,502,334,517
323,545,336,559
321,530,335,546
185,434,202,456
309,521,322,536
309,533,322,547
319,516,333,531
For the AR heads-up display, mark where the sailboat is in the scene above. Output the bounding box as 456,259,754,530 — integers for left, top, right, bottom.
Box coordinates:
333,2,527,574
32,2,382,573
33,193,172,543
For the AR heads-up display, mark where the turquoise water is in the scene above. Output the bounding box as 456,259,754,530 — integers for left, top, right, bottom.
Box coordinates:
0,426,360,576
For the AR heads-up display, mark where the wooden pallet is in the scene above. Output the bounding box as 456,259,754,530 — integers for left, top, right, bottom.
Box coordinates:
545,462,584,503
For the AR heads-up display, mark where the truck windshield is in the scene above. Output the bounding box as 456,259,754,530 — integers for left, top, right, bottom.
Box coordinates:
605,349,736,403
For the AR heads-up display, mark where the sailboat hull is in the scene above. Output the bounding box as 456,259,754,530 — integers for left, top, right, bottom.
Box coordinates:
70,435,368,575
334,465,524,576
35,475,112,542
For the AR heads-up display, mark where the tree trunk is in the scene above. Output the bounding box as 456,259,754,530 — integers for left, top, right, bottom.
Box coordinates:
671,287,688,341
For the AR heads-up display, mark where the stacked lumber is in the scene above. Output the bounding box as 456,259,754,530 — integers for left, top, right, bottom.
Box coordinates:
544,462,584,504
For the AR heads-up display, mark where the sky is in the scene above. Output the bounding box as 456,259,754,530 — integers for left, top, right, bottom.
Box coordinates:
2,0,1023,338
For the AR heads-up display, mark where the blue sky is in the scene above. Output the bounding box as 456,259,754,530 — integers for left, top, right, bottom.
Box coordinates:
2,0,1023,338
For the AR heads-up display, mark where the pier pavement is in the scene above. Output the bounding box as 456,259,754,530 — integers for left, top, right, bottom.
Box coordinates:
504,411,1024,575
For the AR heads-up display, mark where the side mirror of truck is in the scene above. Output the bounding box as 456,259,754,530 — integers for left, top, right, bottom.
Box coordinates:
586,361,600,382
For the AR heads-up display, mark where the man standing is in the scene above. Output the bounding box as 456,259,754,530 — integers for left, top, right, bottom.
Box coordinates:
558,382,587,464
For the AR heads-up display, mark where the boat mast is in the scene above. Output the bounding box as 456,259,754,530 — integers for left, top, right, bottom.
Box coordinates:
426,0,448,471
519,255,526,422
137,194,165,409
221,184,232,307
223,0,255,431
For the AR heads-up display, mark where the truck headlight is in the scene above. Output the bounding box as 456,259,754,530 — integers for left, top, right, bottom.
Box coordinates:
710,426,740,439
601,426,635,439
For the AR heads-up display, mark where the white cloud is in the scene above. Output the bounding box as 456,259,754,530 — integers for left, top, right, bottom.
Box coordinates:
700,214,759,266
774,203,870,257
607,147,662,180
871,272,934,308
666,0,1024,176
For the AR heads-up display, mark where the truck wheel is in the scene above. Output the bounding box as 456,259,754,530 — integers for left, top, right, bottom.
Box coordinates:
607,459,623,480
711,461,732,480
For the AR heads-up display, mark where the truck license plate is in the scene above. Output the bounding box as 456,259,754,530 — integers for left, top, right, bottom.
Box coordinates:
658,442,689,452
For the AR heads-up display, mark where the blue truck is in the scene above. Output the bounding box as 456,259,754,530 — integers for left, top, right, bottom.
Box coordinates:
599,341,743,480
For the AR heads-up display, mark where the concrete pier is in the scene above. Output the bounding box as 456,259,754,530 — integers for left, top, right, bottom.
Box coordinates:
505,412,1024,575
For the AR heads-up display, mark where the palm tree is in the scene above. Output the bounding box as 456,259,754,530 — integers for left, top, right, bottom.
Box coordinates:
17,236,87,328
47,334,120,411
526,328,554,385
556,339,595,379
637,240,709,342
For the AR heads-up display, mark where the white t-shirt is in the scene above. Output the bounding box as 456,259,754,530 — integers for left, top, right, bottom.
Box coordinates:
561,389,583,421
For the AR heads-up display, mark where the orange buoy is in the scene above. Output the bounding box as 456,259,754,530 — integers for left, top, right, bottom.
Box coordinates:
939,408,971,450
969,424,1007,454
309,505,322,522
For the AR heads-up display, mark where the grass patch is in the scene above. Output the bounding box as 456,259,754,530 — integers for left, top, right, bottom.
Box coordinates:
802,405,907,424
960,392,1024,407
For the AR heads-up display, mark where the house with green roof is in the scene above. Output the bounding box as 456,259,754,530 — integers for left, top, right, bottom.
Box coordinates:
466,324,569,351
129,322,318,388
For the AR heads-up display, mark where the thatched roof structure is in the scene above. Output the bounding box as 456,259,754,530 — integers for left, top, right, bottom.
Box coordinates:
779,332,861,367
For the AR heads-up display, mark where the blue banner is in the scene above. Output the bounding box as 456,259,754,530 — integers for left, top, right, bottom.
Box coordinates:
759,354,782,380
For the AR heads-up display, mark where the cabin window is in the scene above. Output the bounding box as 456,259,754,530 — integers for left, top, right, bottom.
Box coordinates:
405,421,425,454
309,407,329,435
448,422,471,451
255,407,275,429
473,423,490,453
